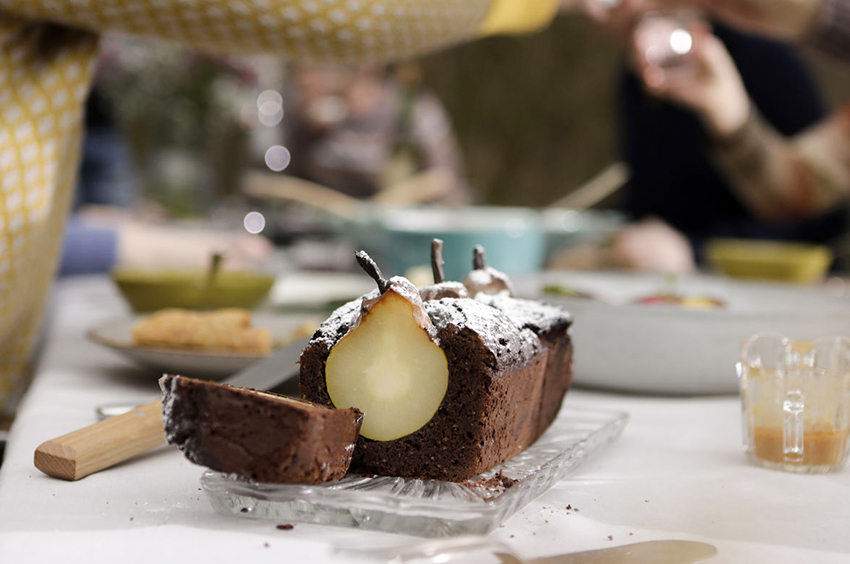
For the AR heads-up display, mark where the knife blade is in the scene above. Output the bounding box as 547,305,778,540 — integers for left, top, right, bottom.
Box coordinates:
33,336,311,481
497,540,718,564
223,336,310,393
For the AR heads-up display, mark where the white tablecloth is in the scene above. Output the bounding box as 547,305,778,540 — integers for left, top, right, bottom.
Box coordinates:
1,276,849,563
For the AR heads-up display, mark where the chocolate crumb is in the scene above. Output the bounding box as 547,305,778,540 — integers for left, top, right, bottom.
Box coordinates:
566,504,571,510
467,469,519,497
491,470,518,488
276,524,295,530
607,536,613,541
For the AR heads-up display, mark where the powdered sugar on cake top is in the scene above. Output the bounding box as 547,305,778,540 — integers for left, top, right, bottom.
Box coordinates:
425,297,538,364
307,287,563,367
477,294,572,335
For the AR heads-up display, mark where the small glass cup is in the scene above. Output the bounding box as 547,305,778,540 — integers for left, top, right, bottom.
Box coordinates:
738,333,850,474
633,9,700,72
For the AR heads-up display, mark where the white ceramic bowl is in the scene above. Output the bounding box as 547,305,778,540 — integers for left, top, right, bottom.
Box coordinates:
517,271,850,395
540,208,626,261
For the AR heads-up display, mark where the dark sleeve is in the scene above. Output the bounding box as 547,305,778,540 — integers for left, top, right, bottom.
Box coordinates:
809,0,850,63
59,218,118,276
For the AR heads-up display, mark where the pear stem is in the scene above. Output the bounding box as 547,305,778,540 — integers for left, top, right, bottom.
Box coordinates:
205,252,225,289
472,245,488,270
356,250,390,294
431,239,445,284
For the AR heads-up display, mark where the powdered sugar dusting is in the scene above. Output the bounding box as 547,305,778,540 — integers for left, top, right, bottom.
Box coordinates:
478,294,572,335
322,276,438,342
463,267,516,298
306,283,569,365
159,375,180,444
425,298,537,363
419,281,469,302
309,295,368,351
386,276,435,335
384,276,422,304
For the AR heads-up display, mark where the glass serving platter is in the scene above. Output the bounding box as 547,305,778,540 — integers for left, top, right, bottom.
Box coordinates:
201,407,628,537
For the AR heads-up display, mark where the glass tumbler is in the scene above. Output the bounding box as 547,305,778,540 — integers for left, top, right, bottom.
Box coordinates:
738,333,850,474
633,9,700,72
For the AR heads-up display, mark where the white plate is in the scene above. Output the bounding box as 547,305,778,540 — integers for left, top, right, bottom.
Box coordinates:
517,271,850,395
268,271,374,310
87,313,321,379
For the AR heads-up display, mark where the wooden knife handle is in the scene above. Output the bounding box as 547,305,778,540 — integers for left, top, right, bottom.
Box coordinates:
34,399,165,481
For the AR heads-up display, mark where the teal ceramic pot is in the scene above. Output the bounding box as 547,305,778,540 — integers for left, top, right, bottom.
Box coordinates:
366,207,547,281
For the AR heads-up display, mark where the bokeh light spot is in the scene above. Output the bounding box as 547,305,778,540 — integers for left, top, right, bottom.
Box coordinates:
264,145,292,172
670,29,693,55
243,211,266,234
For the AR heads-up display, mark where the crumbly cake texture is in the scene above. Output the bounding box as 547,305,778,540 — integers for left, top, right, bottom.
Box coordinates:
299,292,573,482
132,309,272,355
160,375,363,484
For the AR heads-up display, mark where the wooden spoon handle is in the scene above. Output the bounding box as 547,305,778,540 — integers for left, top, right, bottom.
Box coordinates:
34,399,165,481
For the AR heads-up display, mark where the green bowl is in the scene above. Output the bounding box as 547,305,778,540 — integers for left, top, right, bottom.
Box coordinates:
112,269,276,313
705,239,833,284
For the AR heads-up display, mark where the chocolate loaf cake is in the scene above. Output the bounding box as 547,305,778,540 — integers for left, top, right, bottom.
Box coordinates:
160,375,363,484
299,289,573,482
478,294,575,438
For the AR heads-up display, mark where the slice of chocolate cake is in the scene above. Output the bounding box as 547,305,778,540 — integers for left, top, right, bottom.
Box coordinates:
299,251,573,482
160,375,363,484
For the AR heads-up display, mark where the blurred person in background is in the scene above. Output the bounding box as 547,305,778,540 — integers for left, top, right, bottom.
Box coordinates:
62,207,275,275
281,63,471,205
650,0,850,60
62,84,273,276
0,0,562,418
630,0,850,240
555,0,847,273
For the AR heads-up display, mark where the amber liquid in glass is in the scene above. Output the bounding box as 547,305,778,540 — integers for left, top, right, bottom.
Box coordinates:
752,426,849,467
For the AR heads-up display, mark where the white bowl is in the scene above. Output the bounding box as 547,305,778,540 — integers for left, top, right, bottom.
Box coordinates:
517,271,850,395
540,208,626,261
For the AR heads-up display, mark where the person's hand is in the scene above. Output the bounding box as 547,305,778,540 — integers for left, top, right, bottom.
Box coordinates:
118,222,274,272
609,218,696,274
650,0,823,42
633,22,751,139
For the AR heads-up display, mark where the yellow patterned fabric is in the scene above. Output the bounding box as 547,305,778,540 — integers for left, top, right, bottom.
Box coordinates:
0,0,557,416
481,0,559,35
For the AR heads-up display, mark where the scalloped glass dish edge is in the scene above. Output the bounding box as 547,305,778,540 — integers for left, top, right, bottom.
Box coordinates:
200,406,628,537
